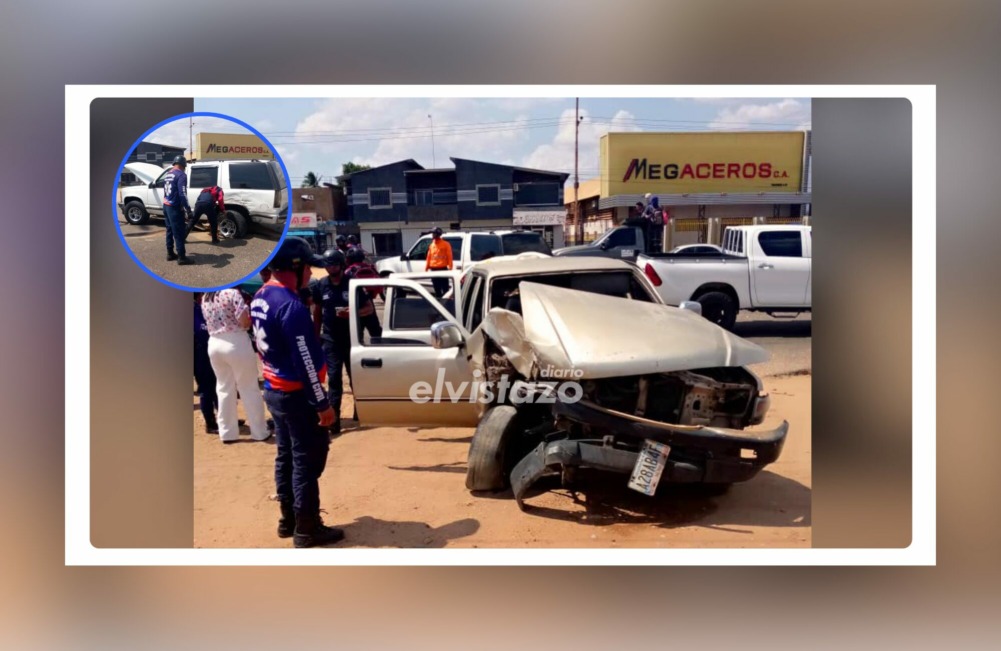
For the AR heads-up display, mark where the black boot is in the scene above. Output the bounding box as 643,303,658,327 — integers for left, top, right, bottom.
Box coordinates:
277,500,296,539
211,227,220,244
293,513,344,548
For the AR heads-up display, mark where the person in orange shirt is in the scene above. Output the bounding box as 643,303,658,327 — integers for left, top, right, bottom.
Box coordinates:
424,227,453,297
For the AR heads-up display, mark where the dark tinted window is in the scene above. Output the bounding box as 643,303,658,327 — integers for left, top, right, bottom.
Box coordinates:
369,188,391,208
515,182,559,205
229,163,275,190
268,161,286,190
477,185,500,204
470,234,503,261
464,275,485,331
372,232,402,256
189,166,218,188
604,228,637,248
443,237,462,259
408,237,431,260
470,277,486,330
758,231,803,257
501,232,551,255
390,287,452,330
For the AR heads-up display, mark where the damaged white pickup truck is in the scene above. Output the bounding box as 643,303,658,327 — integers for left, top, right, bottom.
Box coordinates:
347,256,788,509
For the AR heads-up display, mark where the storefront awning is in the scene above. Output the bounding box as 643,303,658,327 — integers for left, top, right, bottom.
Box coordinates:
599,192,811,209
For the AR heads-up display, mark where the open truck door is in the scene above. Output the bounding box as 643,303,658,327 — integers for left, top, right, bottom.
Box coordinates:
348,274,481,427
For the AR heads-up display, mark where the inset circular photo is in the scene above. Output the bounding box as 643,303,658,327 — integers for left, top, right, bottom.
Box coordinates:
114,112,290,291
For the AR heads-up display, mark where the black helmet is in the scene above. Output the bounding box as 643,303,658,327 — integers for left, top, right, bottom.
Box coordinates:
346,248,364,265
322,248,346,268
432,226,443,236
335,234,347,244
346,234,358,244
269,236,326,271
172,155,187,168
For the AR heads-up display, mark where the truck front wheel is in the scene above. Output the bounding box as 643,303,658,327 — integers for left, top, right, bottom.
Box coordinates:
466,406,520,492
123,200,149,225
695,291,738,331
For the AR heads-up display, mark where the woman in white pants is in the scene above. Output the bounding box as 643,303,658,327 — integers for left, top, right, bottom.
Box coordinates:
200,289,269,442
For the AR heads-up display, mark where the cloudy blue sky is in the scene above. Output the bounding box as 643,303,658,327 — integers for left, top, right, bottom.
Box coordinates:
171,97,811,187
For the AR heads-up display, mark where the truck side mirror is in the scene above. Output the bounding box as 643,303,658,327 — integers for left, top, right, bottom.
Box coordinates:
430,321,464,349
679,301,703,316
599,240,609,250
400,254,407,261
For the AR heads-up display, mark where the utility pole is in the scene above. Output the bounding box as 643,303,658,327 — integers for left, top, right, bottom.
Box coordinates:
574,98,582,245
189,117,193,158
428,114,436,167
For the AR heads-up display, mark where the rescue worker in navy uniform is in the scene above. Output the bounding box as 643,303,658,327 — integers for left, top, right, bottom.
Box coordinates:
186,184,225,244
251,236,343,548
311,248,376,434
163,155,194,265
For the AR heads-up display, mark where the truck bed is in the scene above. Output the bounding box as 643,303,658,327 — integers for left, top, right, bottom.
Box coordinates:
639,252,746,262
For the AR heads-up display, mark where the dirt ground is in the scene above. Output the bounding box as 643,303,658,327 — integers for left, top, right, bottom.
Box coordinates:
193,369,810,549
118,209,280,288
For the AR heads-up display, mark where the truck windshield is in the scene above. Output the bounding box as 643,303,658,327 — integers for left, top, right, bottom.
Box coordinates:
596,228,636,248
500,232,551,255
489,271,656,314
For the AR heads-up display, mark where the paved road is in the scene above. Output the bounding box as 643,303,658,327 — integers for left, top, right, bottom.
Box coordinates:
734,311,811,378
118,211,280,288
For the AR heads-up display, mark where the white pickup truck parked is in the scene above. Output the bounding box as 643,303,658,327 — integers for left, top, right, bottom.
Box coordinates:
637,225,811,330
375,230,551,276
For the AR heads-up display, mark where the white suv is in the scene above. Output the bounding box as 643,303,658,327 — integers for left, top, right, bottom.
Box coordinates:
118,159,288,239
375,230,551,276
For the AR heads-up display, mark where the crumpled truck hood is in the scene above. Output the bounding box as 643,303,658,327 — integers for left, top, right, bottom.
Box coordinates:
468,282,769,380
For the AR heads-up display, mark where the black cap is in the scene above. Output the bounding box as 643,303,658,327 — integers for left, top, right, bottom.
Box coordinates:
432,226,443,236
172,155,187,168
268,236,327,271
347,234,358,244
322,248,346,268
346,248,364,265
335,234,346,244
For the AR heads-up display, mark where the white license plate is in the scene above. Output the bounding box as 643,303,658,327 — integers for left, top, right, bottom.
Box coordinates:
627,440,671,496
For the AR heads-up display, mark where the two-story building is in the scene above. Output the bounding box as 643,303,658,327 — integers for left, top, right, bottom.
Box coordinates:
337,157,569,255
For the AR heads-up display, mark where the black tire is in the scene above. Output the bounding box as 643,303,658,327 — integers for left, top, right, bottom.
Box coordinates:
695,290,738,331
123,200,149,225
466,405,519,491
218,210,249,239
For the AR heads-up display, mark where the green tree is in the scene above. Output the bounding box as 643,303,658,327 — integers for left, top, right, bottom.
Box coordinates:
301,171,322,188
341,162,371,175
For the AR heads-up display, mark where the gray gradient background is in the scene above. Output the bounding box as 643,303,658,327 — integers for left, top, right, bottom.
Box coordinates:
1,0,994,647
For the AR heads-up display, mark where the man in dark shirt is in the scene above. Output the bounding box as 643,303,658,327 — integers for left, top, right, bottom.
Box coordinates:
311,249,375,434
163,156,193,265
187,184,225,244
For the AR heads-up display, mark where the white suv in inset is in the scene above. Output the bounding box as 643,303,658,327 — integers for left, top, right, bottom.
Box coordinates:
117,159,288,239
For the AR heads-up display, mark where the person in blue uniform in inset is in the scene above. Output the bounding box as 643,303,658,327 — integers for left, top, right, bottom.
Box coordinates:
163,155,194,265
250,236,344,548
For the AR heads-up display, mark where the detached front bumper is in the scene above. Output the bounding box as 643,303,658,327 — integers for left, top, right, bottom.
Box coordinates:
510,399,788,508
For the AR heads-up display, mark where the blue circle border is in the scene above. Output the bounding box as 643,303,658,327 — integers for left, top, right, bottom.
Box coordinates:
112,112,292,292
